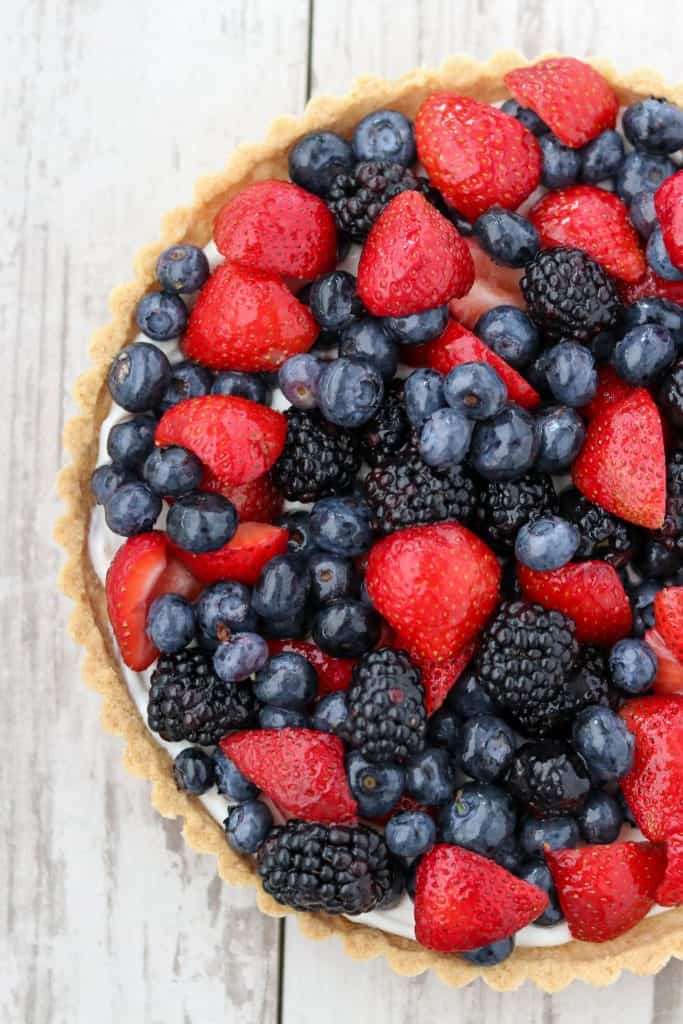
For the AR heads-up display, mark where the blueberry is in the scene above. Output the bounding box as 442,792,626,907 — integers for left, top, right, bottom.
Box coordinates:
590,328,621,364
146,593,195,653
544,342,597,407
461,937,515,966
534,406,586,473
492,835,524,874
404,368,446,427
501,99,548,136
310,692,348,733
460,714,516,782
172,747,215,795
616,151,677,204
517,859,564,926
629,190,658,240
339,318,398,380
277,354,323,409
288,131,354,195
474,306,540,369
444,362,508,421
426,707,462,754
449,672,497,718
213,632,269,682
278,511,319,559
519,815,580,858
312,599,381,657
539,134,582,189
577,790,624,844
612,324,677,383
384,305,449,345
212,370,269,403
107,413,157,469
108,343,171,412
252,554,310,621
470,405,539,481
580,130,625,184
159,360,213,412
624,297,683,343
213,749,259,801
647,227,683,281
105,481,161,536
143,445,204,497
628,577,664,636
515,516,580,572
419,407,473,467
195,581,256,650
572,706,635,784
473,209,540,268
405,747,455,805
309,271,360,331
224,800,273,854
609,638,658,695
308,551,357,603
135,291,187,341
439,783,516,856
156,244,210,294
259,706,309,729
385,810,436,859
318,358,384,427
166,491,237,553
91,463,134,505
347,752,405,817
309,496,373,557
253,652,318,708
623,98,683,154
352,109,416,166
258,611,309,641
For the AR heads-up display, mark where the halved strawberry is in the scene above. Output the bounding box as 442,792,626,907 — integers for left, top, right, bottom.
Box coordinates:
267,639,356,696
573,388,666,529
618,267,683,305
214,179,337,280
156,395,287,486
105,532,201,671
183,262,318,371
448,237,525,328
415,94,541,221
409,641,477,716
620,695,683,841
645,628,683,696
169,522,288,585
504,58,618,147
414,844,548,952
222,728,357,824
580,365,635,420
654,587,683,662
657,834,683,906
356,191,474,317
546,842,665,942
201,471,284,522
655,171,683,273
517,560,632,646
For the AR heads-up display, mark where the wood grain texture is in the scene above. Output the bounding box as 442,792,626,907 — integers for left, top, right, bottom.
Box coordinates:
3,0,683,1021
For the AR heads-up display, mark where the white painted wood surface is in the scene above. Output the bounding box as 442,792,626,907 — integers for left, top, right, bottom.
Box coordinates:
4,0,683,1020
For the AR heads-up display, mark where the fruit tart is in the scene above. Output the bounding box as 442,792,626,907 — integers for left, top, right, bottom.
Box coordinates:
57,51,683,991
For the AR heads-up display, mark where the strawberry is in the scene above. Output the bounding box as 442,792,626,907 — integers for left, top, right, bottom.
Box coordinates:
620,695,683,841
655,171,683,272
169,522,288,585
529,186,646,283
408,641,477,716
618,266,683,305
356,191,474,317
201,471,284,522
221,728,357,824
183,262,318,371
654,587,683,662
580,365,635,420
156,395,287,486
213,179,337,280
365,523,501,663
546,842,666,942
414,844,548,952
415,94,541,221
656,834,683,906
449,237,525,328
504,58,618,147
267,639,356,696
572,388,666,529
421,319,540,410
105,532,201,671
645,628,683,696
517,560,632,646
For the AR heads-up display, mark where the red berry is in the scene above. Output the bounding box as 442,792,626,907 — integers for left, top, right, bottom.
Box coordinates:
169,522,289,585
620,695,683,841
408,641,477,716
267,639,356,696
656,833,683,906
655,171,683,273
617,266,683,305
645,628,683,696
580,365,635,420
201,472,284,522
654,587,683,663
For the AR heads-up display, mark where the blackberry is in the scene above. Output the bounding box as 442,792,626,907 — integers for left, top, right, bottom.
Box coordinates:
474,601,580,738
148,649,258,745
364,444,478,536
272,409,360,502
340,648,426,763
559,488,635,567
257,820,394,914
521,247,623,342
650,452,683,564
357,381,411,467
477,474,558,553
326,161,443,241
506,741,591,816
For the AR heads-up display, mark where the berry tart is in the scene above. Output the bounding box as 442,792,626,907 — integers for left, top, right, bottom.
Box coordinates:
57,52,683,991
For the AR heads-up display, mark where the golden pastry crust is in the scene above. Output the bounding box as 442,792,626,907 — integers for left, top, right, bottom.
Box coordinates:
56,50,683,992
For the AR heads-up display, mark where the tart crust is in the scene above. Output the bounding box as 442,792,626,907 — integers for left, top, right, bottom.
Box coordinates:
56,50,683,992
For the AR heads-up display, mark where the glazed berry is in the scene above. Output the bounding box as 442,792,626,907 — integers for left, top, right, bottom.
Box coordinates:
577,790,624,845
627,578,664,636
172,747,215,795
273,409,360,502
107,343,171,412
629,190,658,239
443,362,507,421
212,370,269,403
277,354,323,409
105,481,161,536
501,98,548,135
339,318,398,380
439,783,517,857
473,209,540,268
156,244,210,294
558,488,634,566
426,707,462,754
469,405,539,481
506,741,591,817
213,631,269,683
146,593,195,653
539,134,582,189
288,131,354,196
659,359,683,428
309,496,373,557
213,749,259,801
514,516,580,572
308,552,357,604
225,800,273,854
543,342,597,407
312,598,381,658
143,445,204,497
346,752,405,817
278,510,319,559
519,815,580,858
647,226,683,281
461,938,515,967
258,820,393,914
385,810,436,859
135,290,187,341
459,714,516,783
449,673,497,719
474,306,540,369
622,98,683,154
580,129,625,184
609,639,657,696
90,462,133,505
419,407,473,468
253,652,318,708
309,271,360,330
318,357,384,427
477,474,558,553
310,691,348,733
251,554,310,621
352,109,416,165
404,747,454,805
357,381,411,467
516,859,564,927
534,406,586,473
572,706,635,784
616,151,676,204
259,706,309,729
404,369,446,427
166,492,237,553
107,413,157,469
624,297,683,342
326,161,435,241
195,581,256,650
384,305,449,345
159,360,213,412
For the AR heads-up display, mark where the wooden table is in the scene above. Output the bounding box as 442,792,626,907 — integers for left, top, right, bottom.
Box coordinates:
4,0,683,1019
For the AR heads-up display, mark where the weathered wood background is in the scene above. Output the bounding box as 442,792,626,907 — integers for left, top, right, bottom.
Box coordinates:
3,0,683,1020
